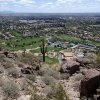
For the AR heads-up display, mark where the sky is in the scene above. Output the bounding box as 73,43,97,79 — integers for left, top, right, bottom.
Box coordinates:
0,0,100,13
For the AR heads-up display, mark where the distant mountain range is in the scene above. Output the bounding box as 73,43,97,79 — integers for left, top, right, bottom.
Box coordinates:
0,11,100,16
0,11,15,14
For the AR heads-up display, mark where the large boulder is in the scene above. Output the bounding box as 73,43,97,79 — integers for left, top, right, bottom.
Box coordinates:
75,57,91,66
80,69,100,97
21,57,41,74
60,60,80,74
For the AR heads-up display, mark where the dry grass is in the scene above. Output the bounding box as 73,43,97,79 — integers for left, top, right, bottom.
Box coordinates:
1,79,19,99
7,67,20,78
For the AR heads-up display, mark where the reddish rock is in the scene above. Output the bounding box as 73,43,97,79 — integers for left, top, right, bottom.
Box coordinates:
80,69,100,97
58,52,80,74
60,60,80,74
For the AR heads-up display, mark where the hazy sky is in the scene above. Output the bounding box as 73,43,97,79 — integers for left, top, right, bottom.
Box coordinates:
0,0,100,13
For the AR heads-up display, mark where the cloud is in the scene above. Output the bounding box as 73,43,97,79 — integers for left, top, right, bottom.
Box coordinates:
0,0,36,6
56,0,82,4
0,0,100,13
17,0,36,6
0,0,16,2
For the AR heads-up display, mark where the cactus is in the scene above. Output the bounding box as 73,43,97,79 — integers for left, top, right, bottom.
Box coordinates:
40,39,47,62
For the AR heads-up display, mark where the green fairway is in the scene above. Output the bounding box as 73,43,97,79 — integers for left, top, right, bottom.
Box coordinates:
0,30,100,52
0,36,43,51
54,34,100,45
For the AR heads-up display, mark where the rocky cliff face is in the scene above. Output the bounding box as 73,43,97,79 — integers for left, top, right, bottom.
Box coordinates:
80,69,100,97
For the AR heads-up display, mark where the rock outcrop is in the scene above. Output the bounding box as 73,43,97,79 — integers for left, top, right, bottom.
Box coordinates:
58,52,80,74
21,57,41,74
80,69,100,97
75,57,90,66
21,65,40,74
60,59,80,74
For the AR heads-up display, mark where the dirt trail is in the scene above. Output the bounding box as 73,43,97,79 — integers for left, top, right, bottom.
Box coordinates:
14,47,40,54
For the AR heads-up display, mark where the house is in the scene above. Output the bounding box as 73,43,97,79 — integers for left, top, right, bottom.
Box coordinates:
48,38,56,45
71,44,96,50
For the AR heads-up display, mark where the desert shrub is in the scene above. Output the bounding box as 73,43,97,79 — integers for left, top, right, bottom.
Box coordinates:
20,80,29,92
0,54,5,61
42,86,53,95
2,80,19,99
20,53,41,68
20,53,38,63
20,79,27,91
38,67,59,79
31,93,48,100
60,73,70,80
0,77,4,86
7,68,20,78
73,74,83,81
72,81,80,91
54,84,70,100
96,51,100,67
4,61,15,69
42,75,55,85
20,53,33,63
26,74,36,82
27,80,48,100
46,86,56,99
47,84,70,100
18,63,24,68
0,67,4,74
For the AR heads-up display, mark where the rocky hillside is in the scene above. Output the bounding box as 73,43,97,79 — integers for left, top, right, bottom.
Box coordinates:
0,51,100,100
0,52,68,100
